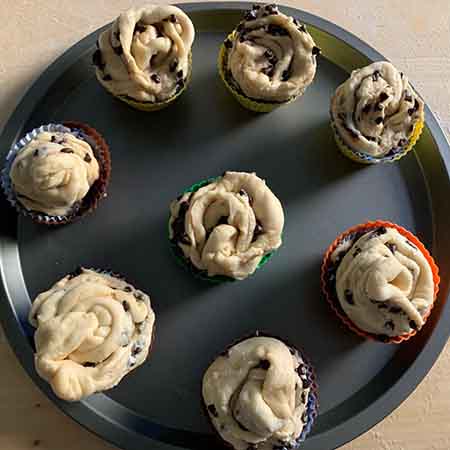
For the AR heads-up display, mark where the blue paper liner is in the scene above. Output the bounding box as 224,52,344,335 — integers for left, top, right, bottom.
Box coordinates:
1,123,109,225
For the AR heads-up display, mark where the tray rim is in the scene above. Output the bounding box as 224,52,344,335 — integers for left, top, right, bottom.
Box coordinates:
0,2,449,450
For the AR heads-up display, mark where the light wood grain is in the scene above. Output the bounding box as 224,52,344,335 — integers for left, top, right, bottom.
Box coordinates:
1,1,449,449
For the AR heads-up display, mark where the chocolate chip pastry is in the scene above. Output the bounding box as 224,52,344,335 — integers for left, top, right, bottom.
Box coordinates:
9,128,100,217
94,5,195,103
29,268,155,401
331,61,424,158
223,3,318,103
327,226,435,338
169,171,285,280
202,335,317,450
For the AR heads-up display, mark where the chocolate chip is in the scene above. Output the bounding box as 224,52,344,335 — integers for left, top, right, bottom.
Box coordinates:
343,123,359,139
262,65,275,77
386,243,397,253
122,301,130,311
257,359,270,370
344,289,354,305
375,117,384,125
239,189,248,197
389,306,402,314
132,346,142,356
265,4,278,12
33,149,39,157
366,135,377,142
374,226,387,236
267,24,289,36
151,73,161,83
224,39,233,49
398,138,408,147
409,124,415,133
169,14,177,23
252,221,264,242
83,153,92,163
289,347,296,355
409,320,418,330
362,104,371,114
302,377,311,389
102,74,112,81
134,23,146,33
60,148,74,154
400,72,404,78
134,292,144,301
92,49,104,70
219,349,230,357
299,24,307,32
281,70,290,81
169,58,178,72
375,103,383,111
372,70,380,82
385,320,395,331
176,70,183,79
379,92,389,102
264,49,274,59
301,410,308,423
406,240,417,250
312,46,321,55
408,99,420,116
207,404,218,417
244,9,257,20
353,248,361,257
83,362,96,367
124,286,132,292
113,45,123,55
176,79,185,92
180,233,192,245
51,135,57,143
404,92,413,102
301,391,307,404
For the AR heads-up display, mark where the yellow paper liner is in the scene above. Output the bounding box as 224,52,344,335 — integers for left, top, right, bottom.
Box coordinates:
96,53,192,112
331,116,424,165
218,33,302,113
321,220,440,344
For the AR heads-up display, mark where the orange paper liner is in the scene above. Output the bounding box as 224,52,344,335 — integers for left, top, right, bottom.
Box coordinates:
320,220,440,344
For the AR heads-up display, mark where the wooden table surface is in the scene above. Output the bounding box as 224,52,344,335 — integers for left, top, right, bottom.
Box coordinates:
1,1,449,449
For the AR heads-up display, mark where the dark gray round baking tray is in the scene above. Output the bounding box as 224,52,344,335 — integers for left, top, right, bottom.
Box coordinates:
1,3,449,450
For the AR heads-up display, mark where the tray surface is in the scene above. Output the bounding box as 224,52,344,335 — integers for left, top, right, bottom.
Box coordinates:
1,3,450,450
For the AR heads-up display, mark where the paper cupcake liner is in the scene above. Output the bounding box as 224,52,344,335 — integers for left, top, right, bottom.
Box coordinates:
202,331,318,448
321,220,440,344
168,176,275,283
218,33,302,113
1,122,111,226
96,53,192,112
330,113,424,165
